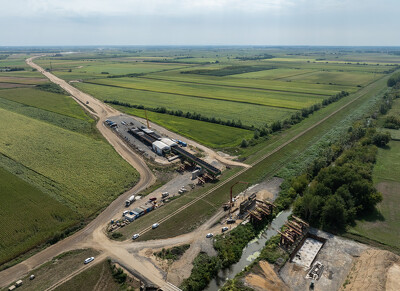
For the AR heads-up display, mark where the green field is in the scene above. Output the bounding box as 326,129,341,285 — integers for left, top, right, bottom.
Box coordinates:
85,77,326,109
118,106,253,148
0,72,139,266
348,93,400,250
75,82,296,128
0,108,137,214
348,140,400,249
34,48,391,149
0,87,91,120
280,70,378,86
0,167,78,266
119,74,391,240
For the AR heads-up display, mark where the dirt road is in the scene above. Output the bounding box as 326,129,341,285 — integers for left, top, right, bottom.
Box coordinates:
0,57,390,289
0,56,244,290
0,57,159,288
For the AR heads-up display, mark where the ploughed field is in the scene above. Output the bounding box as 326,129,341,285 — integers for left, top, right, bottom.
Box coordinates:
0,56,139,267
36,48,396,148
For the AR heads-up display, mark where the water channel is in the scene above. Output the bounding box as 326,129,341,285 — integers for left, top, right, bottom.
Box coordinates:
204,209,292,291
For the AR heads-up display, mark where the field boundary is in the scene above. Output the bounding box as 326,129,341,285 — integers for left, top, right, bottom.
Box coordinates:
137,75,333,96
82,80,307,110
137,74,389,236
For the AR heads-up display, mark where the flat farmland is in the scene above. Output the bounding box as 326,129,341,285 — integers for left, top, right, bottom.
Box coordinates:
142,70,351,95
263,59,394,73
348,140,400,249
117,106,253,148
0,92,139,266
85,77,325,109
0,167,78,266
0,76,47,85
231,68,315,80
280,70,379,86
36,58,189,79
75,82,296,127
0,108,138,214
0,87,92,120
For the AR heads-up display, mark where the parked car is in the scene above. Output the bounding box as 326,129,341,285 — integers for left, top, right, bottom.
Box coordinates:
206,233,213,238
84,257,94,264
152,223,159,229
132,234,140,240
222,227,229,232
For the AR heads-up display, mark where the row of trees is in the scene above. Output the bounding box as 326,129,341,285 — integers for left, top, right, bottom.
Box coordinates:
106,91,349,149
241,91,349,147
387,72,400,87
104,99,251,130
274,87,395,231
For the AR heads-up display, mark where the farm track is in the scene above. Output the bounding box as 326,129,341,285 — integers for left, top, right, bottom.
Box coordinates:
138,75,332,96
0,56,388,289
0,56,248,289
136,73,386,237
83,80,304,110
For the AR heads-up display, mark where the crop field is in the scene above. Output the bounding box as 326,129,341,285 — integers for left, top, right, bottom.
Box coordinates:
75,82,296,128
85,77,325,109
149,68,349,94
0,81,139,266
51,48,394,148
279,70,379,86
0,76,47,85
119,74,391,240
0,108,138,214
0,88,92,121
0,167,78,266
117,106,253,148
231,68,315,80
35,58,189,79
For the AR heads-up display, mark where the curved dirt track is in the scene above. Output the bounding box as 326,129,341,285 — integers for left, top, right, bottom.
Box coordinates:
0,56,247,290
0,56,389,289
0,57,157,288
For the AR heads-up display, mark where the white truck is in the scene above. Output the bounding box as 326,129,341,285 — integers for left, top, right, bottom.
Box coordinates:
125,195,135,207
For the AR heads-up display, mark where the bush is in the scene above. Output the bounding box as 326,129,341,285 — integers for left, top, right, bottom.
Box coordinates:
240,139,249,148
384,115,400,129
372,132,391,147
180,253,221,291
36,83,67,95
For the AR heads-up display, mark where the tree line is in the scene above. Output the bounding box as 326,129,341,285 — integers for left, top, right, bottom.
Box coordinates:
273,87,395,232
105,90,349,148
104,99,251,130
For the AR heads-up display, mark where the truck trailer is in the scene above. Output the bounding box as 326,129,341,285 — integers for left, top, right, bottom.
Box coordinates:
125,195,135,207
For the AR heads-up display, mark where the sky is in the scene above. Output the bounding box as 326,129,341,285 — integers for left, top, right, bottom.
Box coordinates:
1,0,399,46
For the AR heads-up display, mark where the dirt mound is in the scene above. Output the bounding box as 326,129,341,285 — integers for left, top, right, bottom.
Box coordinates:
256,189,274,201
244,260,289,291
341,249,400,291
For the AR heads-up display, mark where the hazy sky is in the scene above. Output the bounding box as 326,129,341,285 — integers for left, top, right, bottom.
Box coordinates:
1,0,399,46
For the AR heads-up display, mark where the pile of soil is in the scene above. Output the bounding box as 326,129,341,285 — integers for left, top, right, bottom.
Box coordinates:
341,249,400,291
244,260,289,291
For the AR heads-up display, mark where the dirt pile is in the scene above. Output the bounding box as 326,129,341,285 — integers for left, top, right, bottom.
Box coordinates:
244,260,289,291
341,249,400,291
